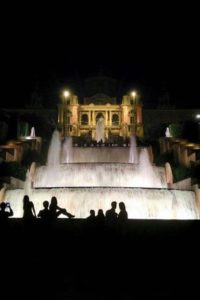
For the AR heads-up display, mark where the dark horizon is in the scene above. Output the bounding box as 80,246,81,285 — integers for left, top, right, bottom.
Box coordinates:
2,60,199,110
2,4,199,110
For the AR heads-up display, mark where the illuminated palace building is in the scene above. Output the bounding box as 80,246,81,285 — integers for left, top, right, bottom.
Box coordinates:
58,76,143,141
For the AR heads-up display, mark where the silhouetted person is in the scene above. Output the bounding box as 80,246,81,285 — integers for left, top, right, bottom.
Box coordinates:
49,196,75,221
85,209,96,234
118,202,128,237
22,195,36,233
96,209,105,227
95,209,105,235
38,200,50,219
23,195,36,221
86,209,96,221
118,202,128,224
38,200,51,224
0,202,13,228
105,201,118,228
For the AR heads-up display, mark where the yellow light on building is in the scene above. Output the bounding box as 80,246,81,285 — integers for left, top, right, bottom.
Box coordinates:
131,91,136,98
63,90,70,98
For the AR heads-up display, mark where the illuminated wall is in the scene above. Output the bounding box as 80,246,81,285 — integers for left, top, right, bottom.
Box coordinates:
58,93,143,139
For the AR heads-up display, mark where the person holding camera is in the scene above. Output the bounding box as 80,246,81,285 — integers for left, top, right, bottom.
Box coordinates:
0,202,13,226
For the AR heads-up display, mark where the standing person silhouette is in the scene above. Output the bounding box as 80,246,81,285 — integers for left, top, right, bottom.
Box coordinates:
105,201,118,228
22,195,36,231
23,195,36,220
118,202,128,224
118,202,128,236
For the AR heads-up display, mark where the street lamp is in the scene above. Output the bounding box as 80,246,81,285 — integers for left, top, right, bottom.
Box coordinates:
63,90,70,137
196,114,200,141
196,114,200,120
130,91,137,135
131,91,137,102
63,90,70,99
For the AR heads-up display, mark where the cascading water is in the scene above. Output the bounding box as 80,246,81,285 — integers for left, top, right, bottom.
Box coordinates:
47,130,61,166
61,136,73,163
34,137,165,188
129,136,138,163
34,163,166,188
137,148,164,188
3,187,199,219
30,127,36,138
95,117,105,142
2,129,200,219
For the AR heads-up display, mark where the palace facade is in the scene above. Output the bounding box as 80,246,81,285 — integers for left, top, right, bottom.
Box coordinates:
58,92,143,141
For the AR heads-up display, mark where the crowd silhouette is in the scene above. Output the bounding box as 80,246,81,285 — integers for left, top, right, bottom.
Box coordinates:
0,196,128,233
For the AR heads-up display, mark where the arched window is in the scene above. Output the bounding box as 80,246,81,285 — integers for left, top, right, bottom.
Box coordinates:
81,114,88,125
96,113,104,124
112,114,119,126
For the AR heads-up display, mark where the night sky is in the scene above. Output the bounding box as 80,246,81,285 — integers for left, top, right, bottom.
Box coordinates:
2,3,200,109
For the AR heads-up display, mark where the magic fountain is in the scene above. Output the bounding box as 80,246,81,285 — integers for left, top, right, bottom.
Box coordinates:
2,130,200,219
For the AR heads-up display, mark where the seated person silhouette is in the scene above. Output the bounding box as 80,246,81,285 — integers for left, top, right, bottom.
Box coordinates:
38,200,51,223
49,196,75,220
86,209,96,221
0,202,13,227
96,209,105,226
85,209,96,230
97,208,105,218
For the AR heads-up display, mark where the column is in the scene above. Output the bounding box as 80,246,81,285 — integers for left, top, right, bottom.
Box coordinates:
88,109,91,126
92,111,95,126
90,110,92,126
136,104,142,124
105,111,107,126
